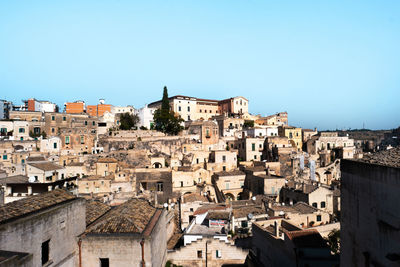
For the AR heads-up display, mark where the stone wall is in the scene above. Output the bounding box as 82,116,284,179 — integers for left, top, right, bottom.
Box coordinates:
0,199,86,267
341,160,400,267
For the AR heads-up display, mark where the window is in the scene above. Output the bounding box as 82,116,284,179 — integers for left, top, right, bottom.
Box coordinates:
92,121,95,126
200,109,202,113
52,128,55,133
252,143,255,151
316,215,322,222
226,182,229,189
197,250,203,258
51,115,55,121
19,128,25,133
222,155,226,162
312,202,318,208
241,221,248,228
63,116,66,121
22,159,25,164
289,132,293,138
2,155,7,160
223,166,226,171
187,115,191,121
41,239,50,265
254,155,257,160
65,136,70,144
53,142,57,149
157,182,163,192
100,258,109,267
80,136,85,144
178,106,181,111
240,181,244,188
187,106,190,112
180,181,184,187
216,250,222,258
0,128,7,134
321,201,326,208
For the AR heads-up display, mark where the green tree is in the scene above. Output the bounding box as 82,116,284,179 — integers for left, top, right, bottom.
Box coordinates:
243,120,254,128
153,86,184,135
119,113,139,130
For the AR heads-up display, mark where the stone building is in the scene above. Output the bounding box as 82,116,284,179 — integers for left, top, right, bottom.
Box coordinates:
212,170,245,200
80,198,167,267
279,183,338,215
245,172,286,200
187,120,219,146
254,112,288,127
167,236,248,267
205,150,237,173
237,136,265,161
251,219,339,267
59,126,97,155
77,175,113,195
214,114,244,137
341,148,400,267
26,162,66,182
306,131,355,157
266,202,331,228
278,126,302,151
0,189,86,267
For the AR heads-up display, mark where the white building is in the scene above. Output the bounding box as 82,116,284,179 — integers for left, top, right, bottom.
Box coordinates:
40,136,61,153
135,105,156,129
246,126,278,138
111,105,134,114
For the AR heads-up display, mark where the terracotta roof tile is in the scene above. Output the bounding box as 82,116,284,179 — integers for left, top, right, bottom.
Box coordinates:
86,198,160,234
28,162,64,171
0,189,77,224
85,200,111,226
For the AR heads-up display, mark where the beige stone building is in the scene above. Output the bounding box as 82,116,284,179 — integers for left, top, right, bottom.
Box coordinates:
237,136,265,161
278,126,303,151
212,170,245,200
167,236,247,267
77,175,113,195
81,198,167,267
206,150,237,172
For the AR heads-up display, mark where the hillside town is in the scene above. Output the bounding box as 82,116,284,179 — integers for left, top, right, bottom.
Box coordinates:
0,89,399,267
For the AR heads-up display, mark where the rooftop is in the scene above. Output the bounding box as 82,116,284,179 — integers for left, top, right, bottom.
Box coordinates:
26,156,46,162
86,198,161,235
355,147,400,168
0,189,77,224
0,175,29,185
85,200,112,226
97,157,118,163
183,193,209,203
28,162,64,171
214,170,245,177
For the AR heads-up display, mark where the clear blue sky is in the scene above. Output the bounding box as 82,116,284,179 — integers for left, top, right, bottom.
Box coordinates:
1,1,399,130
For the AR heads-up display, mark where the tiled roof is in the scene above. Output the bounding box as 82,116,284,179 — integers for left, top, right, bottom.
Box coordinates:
0,189,77,224
232,205,266,218
193,204,229,215
356,147,400,168
26,156,46,162
28,162,64,171
80,175,113,181
183,193,209,203
0,175,29,185
97,158,118,163
86,198,161,234
286,229,328,248
214,170,245,177
85,200,111,226
206,211,230,220
167,233,183,250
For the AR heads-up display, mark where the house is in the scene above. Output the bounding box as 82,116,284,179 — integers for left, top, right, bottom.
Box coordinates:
26,162,66,182
251,218,339,266
0,189,86,266
80,198,167,267
212,170,245,201
278,126,303,151
341,147,400,266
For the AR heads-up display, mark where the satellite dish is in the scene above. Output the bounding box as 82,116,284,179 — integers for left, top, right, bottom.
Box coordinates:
251,196,256,201
163,203,168,208
28,176,36,183
247,213,254,220
279,211,285,216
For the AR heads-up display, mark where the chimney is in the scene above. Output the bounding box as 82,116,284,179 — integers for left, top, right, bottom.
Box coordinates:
274,221,279,238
